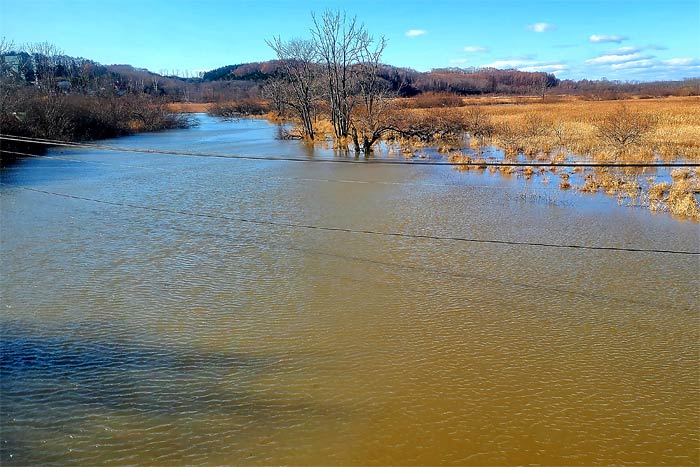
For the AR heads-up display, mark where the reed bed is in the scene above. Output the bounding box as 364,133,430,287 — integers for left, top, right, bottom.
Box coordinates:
434,97,700,221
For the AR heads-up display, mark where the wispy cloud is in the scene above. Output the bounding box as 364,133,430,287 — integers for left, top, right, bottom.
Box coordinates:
483,59,531,68
580,55,700,79
661,58,700,66
463,46,488,53
519,64,569,72
585,53,650,65
610,59,655,70
606,46,640,54
503,53,536,61
405,29,426,37
528,22,555,33
589,34,628,43
482,59,568,74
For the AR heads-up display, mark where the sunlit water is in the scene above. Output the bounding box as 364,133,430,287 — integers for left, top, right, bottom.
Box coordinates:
1,115,698,466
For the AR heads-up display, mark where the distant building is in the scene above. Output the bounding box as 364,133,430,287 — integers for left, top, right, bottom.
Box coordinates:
1,53,34,82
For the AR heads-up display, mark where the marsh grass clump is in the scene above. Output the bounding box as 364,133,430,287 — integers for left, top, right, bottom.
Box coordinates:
648,181,671,212
499,165,515,176
580,173,600,193
667,178,700,219
648,181,670,201
448,152,472,171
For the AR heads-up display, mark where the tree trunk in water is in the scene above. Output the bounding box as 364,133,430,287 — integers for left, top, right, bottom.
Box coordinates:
363,136,373,154
352,128,361,153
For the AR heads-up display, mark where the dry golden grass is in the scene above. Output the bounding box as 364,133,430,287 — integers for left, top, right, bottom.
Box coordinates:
430,96,700,221
166,102,212,113
475,96,700,161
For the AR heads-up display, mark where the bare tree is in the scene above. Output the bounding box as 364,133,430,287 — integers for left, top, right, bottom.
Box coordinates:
24,41,63,93
350,36,391,153
595,106,657,155
266,37,319,140
0,37,13,55
311,10,372,140
0,37,16,82
262,77,287,116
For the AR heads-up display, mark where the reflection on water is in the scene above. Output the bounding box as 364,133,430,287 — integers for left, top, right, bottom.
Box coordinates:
1,115,699,466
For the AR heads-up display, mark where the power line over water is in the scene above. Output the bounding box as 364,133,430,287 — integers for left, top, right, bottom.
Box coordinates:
14,186,700,256
3,134,700,168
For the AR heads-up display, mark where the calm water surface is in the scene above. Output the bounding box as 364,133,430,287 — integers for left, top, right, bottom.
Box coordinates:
1,115,699,466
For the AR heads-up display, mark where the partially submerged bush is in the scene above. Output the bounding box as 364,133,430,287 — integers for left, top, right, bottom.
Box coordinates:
594,106,657,157
2,91,192,142
208,99,270,118
1,90,192,165
392,108,466,145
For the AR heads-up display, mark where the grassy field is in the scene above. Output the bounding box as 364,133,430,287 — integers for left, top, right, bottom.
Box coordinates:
435,96,700,220
475,96,700,161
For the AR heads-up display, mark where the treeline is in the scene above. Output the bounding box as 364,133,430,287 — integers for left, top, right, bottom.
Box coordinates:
200,61,700,99
201,62,558,97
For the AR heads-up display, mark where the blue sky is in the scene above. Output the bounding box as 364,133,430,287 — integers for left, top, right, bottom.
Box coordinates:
1,0,698,81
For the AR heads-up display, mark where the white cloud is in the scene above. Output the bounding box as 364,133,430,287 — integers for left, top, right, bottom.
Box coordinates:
585,53,649,65
481,59,568,74
483,59,531,68
528,22,555,33
662,58,699,66
449,58,469,64
575,55,700,80
589,34,628,43
610,59,655,70
405,29,427,37
607,46,640,54
463,46,488,53
519,64,569,73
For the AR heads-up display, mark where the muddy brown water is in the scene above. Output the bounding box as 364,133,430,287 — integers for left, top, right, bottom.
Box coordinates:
1,115,698,466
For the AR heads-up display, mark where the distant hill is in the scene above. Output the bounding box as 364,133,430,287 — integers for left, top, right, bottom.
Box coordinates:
2,50,699,102
201,61,283,82
196,60,700,98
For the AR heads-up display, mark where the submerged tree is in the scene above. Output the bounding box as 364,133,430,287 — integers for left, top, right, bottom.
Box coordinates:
350,36,391,153
265,37,320,140
311,10,373,140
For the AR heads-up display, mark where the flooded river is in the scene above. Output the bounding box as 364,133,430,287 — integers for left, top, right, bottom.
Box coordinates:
1,115,698,466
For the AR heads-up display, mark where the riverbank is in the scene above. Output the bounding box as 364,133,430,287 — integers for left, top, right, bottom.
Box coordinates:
1,93,194,166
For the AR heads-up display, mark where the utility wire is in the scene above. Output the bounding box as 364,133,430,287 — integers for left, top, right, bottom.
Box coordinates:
162,224,694,312
0,149,566,193
2,134,698,168
15,186,700,256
